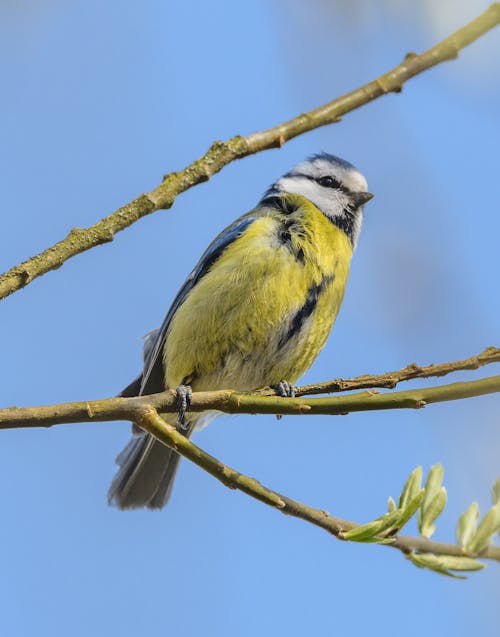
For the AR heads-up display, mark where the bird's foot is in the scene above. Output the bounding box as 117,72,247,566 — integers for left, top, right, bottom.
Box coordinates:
274,380,296,421
275,380,296,398
176,384,193,431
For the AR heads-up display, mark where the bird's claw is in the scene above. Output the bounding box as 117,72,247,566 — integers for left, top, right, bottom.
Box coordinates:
275,380,296,398
176,384,193,431
274,380,296,421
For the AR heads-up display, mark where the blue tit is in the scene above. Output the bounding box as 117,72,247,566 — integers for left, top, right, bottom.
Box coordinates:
108,153,373,509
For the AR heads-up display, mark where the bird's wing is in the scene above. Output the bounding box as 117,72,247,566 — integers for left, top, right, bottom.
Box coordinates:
137,214,258,395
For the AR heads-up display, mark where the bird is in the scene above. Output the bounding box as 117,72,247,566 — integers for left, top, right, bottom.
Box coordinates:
108,153,373,510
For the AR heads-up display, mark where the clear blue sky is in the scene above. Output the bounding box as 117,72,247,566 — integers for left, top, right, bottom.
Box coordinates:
1,1,499,635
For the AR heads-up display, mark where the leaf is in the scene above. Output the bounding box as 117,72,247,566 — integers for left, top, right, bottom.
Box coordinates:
466,504,500,554
346,489,425,543
457,502,479,548
408,552,484,579
352,536,396,545
343,519,388,542
436,556,485,572
396,490,425,532
344,509,402,542
419,487,447,538
423,464,444,503
408,552,463,579
418,464,445,534
492,476,500,506
387,496,397,513
398,466,423,510
492,477,500,538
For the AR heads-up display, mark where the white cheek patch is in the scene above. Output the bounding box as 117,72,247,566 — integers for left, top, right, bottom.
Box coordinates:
272,175,364,249
274,176,345,222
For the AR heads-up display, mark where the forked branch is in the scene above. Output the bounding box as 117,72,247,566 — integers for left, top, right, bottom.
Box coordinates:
1,349,499,574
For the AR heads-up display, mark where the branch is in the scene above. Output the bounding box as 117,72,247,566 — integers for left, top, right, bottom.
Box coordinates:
1,373,499,430
132,408,500,565
1,4,499,301
2,351,499,572
293,346,500,396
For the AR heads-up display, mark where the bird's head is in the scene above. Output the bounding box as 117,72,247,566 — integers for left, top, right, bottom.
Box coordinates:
264,153,373,248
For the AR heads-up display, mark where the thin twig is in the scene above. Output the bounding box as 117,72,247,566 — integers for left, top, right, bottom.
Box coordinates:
1,4,499,301
292,346,500,396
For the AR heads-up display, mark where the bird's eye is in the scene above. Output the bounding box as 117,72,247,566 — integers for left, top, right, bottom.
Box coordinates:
318,176,341,189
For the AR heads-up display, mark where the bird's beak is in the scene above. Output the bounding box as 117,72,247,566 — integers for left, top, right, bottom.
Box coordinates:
353,191,374,207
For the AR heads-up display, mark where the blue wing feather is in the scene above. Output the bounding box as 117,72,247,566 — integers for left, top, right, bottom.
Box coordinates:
138,215,257,394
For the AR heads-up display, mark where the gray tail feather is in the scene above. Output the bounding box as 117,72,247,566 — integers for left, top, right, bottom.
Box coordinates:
108,432,187,510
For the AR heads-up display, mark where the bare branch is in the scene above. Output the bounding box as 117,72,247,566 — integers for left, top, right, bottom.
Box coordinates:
1,371,499,430
1,351,499,568
133,408,500,564
292,346,500,396
1,4,499,301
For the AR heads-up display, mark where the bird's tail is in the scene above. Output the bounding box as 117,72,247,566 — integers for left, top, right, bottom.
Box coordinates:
108,423,194,510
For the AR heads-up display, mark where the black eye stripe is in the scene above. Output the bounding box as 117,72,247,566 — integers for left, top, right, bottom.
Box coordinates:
316,175,351,194
287,171,353,195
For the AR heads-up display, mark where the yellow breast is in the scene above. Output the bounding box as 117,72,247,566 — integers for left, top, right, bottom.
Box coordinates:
163,195,353,391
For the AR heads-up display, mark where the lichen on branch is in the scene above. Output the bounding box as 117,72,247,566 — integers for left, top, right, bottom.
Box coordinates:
1,4,499,301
